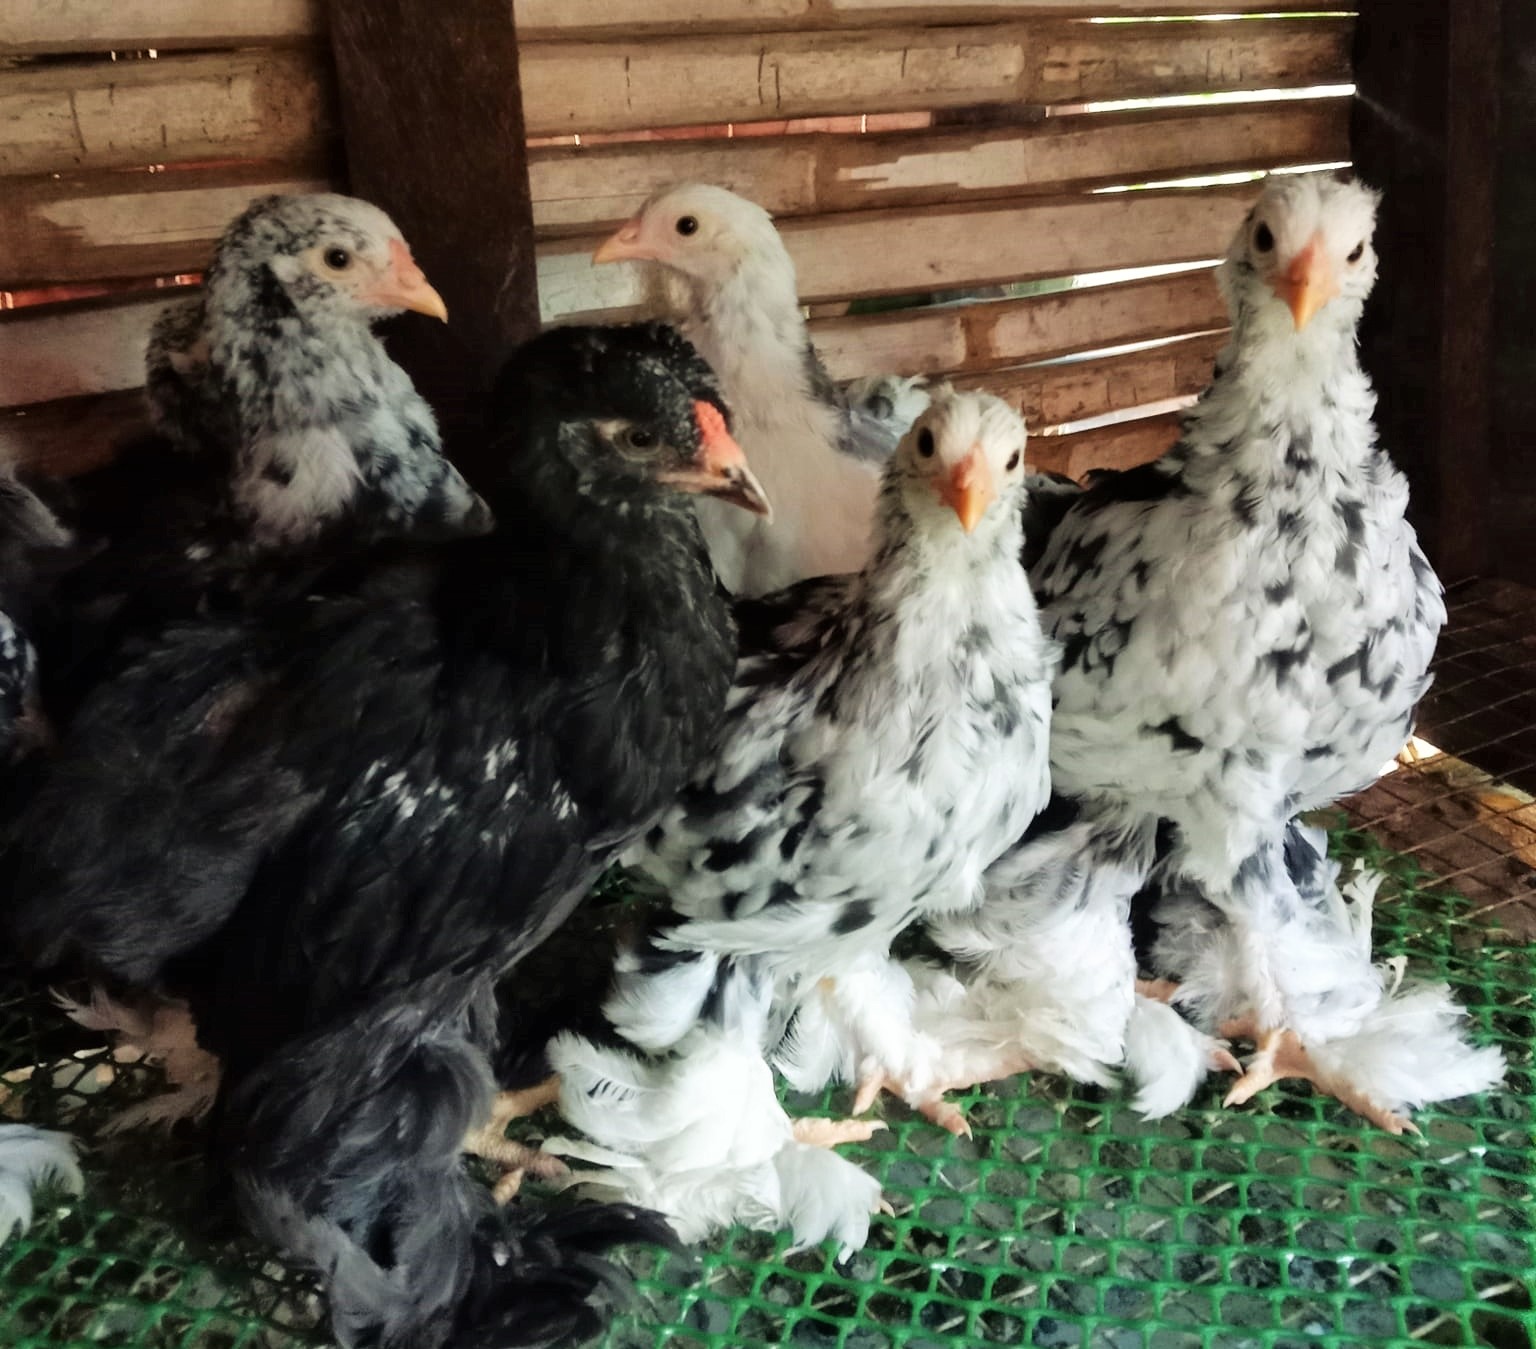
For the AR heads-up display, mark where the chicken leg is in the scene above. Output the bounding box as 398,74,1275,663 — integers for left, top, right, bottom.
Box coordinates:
1219,1019,1418,1136
461,1075,569,1203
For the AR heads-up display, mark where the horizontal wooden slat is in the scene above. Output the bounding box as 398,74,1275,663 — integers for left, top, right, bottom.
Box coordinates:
0,49,333,177
954,329,1225,428
0,389,144,477
537,184,1254,322
811,269,1225,380
513,0,1348,39
530,100,1348,233
0,166,332,287
0,292,174,408
0,1,322,54
519,19,1352,136
1028,410,1183,479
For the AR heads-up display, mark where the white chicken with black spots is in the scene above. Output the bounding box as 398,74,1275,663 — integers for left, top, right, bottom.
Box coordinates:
145,192,487,548
932,173,1502,1130
547,390,1056,1247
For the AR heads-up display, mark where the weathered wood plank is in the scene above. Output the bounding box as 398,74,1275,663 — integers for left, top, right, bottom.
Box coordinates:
513,0,1348,40
530,100,1348,232
0,166,331,287
537,185,1253,321
0,49,333,177
812,269,1225,380
954,330,1225,429
0,293,173,408
0,0,323,54
519,19,1353,136
328,0,540,462
1353,0,1498,583
1026,410,1183,479
0,389,144,477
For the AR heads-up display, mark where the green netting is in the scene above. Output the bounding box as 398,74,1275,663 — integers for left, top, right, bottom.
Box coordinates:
2,829,1532,1349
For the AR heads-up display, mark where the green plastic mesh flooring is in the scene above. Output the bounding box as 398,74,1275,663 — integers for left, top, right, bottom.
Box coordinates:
2,827,1532,1349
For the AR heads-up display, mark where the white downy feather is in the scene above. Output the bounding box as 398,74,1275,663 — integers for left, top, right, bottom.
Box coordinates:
1122,996,1226,1119
0,1125,83,1245
546,986,881,1252
923,813,1151,1094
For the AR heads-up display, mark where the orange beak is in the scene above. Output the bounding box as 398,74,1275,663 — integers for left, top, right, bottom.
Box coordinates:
593,216,661,265
934,444,996,533
1271,232,1339,331
370,238,449,321
659,400,773,518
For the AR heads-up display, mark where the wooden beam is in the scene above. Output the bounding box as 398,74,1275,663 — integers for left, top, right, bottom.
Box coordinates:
812,269,1225,381
0,165,333,288
1490,0,1536,586
0,389,144,478
0,49,334,178
0,0,323,54
518,18,1353,136
513,0,1349,40
1028,410,1183,479
529,100,1349,234
326,0,541,466
1352,0,1498,583
954,330,1225,430
536,185,1253,322
0,292,173,409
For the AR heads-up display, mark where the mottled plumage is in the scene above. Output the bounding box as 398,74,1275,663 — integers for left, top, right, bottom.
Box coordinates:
145,192,487,548
549,391,1055,1247
7,324,766,1348
935,174,1502,1128
39,195,492,718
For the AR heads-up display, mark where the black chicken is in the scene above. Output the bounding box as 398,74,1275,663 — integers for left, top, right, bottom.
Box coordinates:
6,322,769,1348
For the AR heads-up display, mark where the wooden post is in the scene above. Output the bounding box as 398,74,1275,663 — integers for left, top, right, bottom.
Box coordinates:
1351,0,1500,584
325,0,540,476
1490,0,1536,587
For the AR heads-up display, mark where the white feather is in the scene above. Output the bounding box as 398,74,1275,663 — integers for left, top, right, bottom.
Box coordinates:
1122,996,1224,1119
0,1126,83,1245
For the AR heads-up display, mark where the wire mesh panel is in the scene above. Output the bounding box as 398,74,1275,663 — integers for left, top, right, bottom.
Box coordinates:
2,841,1531,1349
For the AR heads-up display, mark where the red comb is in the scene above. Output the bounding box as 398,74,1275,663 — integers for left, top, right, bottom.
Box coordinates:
692,399,730,443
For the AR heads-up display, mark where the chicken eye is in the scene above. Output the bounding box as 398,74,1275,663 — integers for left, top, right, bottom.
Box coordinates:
323,246,352,271
675,216,699,237
1347,241,1365,264
1253,223,1274,254
917,427,935,458
616,425,659,457
1005,450,1021,472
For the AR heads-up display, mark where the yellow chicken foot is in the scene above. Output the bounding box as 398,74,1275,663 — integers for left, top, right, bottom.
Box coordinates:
462,1076,568,1204
790,1116,887,1148
857,1073,973,1138
1218,1019,1419,1136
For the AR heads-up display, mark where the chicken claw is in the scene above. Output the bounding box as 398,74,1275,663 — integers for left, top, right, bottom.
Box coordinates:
790,1116,886,1148
1219,1020,1419,1136
852,1072,973,1139
1137,979,1242,1074
462,1077,568,1203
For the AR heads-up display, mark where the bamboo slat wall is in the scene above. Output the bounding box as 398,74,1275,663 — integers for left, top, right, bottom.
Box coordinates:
0,0,1354,477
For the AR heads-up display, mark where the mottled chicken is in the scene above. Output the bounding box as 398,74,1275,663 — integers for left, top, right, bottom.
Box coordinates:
547,390,1055,1248
41,193,490,715
931,174,1502,1130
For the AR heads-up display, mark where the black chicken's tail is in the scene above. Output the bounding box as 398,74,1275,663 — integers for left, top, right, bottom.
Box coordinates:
218,992,676,1349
